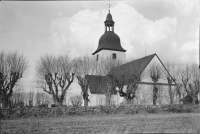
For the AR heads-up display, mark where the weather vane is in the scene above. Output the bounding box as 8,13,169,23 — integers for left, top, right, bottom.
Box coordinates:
107,0,112,13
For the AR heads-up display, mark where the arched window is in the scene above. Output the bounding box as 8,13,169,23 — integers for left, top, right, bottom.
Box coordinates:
112,53,116,59
96,54,99,61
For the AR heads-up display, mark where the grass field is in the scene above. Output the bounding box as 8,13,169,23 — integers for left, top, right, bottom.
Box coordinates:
1,113,200,134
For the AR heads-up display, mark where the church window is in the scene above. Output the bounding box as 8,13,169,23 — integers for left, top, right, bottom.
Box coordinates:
112,53,116,59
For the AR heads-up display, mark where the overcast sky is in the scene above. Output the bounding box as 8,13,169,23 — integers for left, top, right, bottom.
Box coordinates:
0,0,199,92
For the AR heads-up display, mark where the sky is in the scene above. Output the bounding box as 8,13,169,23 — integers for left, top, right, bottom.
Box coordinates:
0,0,199,93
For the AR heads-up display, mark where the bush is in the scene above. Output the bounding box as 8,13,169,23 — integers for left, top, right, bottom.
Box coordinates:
51,104,57,107
69,95,82,107
38,104,48,108
55,107,63,117
168,104,198,113
146,108,157,113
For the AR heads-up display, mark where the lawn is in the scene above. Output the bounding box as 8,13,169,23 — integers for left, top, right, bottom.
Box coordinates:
1,113,200,134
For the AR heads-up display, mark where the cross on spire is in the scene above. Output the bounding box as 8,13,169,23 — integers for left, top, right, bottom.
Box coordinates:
107,0,112,13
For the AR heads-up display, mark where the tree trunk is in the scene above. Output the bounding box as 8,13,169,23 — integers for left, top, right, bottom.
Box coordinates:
2,97,10,109
192,94,198,104
58,101,63,106
57,96,64,106
53,96,63,106
84,99,88,107
178,93,182,104
53,96,57,104
153,86,158,105
105,94,111,106
126,98,131,105
169,85,174,105
82,89,89,107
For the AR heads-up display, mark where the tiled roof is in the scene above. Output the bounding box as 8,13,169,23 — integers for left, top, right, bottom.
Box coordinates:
109,53,156,84
85,75,117,95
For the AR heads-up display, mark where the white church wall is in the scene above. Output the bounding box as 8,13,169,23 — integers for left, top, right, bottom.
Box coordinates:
94,50,126,64
136,55,174,105
137,85,153,105
137,84,171,105
88,88,123,106
141,55,172,84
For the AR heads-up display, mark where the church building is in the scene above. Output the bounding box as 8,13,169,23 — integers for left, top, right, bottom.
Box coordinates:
86,9,176,106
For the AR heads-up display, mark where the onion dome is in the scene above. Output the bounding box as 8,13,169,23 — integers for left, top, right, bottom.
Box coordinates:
92,11,126,55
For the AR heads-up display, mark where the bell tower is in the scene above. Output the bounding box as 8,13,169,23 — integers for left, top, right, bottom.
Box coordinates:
92,5,126,64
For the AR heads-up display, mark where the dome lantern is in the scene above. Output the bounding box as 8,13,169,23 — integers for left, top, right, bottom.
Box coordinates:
104,11,115,32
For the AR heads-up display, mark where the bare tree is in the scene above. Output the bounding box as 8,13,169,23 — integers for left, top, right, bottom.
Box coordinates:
36,54,75,106
0,51,28,108
97,58,118,106
75,56,93,107
164,63,177,105
85,57,118,106
111,60,145,105
179,64,200,104
148,64,164,105
115,75,140,105
175,83,183,104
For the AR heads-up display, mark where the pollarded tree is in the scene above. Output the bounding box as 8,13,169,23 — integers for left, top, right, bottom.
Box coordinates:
110,58,146,105
175,83,183,104
179,64,200,104
0,51,28,108
190,64,200,104
36,54,75,106
164,63,177,105
75,56,94,107
98,58,118,106
148,64,164,105
115,74,140,105
91,57,118,106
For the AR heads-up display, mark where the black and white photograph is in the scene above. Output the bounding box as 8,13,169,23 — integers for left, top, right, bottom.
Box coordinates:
0,0,199,133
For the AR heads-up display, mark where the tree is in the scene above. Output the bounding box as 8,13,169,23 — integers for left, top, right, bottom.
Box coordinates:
97,58,118,106
0,51,28,108
84,57,118,106
165,63,177,105
36,54,75,106
148,64,164,105
179,64,200,104
75,56,94,107
115,74,140,105
175,83,183,104
112,60,145,105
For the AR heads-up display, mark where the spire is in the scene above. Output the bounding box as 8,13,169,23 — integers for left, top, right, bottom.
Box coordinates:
107,0,112,13
105,0,114,32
